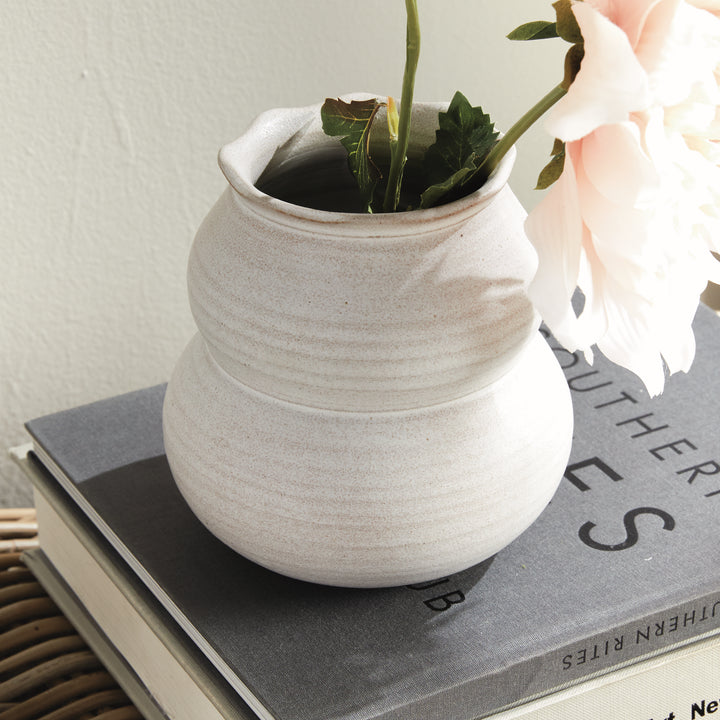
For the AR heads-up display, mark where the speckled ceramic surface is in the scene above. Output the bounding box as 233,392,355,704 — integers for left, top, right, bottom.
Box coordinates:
163,99,574,587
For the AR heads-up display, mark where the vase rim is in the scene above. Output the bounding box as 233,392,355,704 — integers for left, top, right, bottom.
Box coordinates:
217,94,517,237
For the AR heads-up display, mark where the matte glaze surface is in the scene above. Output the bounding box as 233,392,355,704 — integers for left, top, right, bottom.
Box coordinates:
163,100,574,587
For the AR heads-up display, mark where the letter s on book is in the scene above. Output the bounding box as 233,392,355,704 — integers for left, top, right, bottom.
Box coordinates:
578,507,676,551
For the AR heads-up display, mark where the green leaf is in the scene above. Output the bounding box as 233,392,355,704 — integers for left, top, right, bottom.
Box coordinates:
535,142,566,190
562,43,585,89
321,98,383,213
507,21,559,41
553,0,583,44
419,165,476,209
420,91,498,209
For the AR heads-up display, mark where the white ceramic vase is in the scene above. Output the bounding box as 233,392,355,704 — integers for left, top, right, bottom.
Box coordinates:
162,99,573,588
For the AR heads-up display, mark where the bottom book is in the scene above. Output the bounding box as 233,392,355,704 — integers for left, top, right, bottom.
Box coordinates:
15,446,720,720
16,449,255,720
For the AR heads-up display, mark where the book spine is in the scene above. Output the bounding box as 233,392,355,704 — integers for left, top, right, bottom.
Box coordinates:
459,597,720,719
493,635,720,720
550,597,720,676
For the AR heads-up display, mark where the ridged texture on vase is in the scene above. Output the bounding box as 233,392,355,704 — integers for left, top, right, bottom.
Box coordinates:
163,332,572,587
163,97,575,587
188,173,538,413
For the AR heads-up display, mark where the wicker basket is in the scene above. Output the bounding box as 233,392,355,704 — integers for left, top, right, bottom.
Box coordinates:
0,509,142,720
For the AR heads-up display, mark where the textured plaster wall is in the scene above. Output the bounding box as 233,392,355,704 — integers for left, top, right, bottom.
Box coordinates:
1,1,565,505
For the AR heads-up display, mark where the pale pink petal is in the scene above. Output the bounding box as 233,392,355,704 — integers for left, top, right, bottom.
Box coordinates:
580,122,659,205
525,154,584,344
707,254,720,283
646,106,720,255
569,239,610,351
632,0,681,74
645,3,720,106
586,0,673,50
575,237,668,396
533,0,720,394
581,246,668,395
660,325,696,375
655,275,699,373
595,299,668,396
665,100,718,139
545,3,650,142
687,0,720,13
574,137,658,293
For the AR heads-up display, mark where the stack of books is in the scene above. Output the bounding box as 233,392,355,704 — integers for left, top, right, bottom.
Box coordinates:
12,305,720,720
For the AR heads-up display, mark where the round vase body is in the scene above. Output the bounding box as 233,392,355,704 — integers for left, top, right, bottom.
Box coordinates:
163,99,574,588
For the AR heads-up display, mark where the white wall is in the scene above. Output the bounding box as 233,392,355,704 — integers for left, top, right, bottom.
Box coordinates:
1,0,566,505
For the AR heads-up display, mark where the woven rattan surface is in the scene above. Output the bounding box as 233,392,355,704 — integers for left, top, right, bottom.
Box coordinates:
0,509,143,720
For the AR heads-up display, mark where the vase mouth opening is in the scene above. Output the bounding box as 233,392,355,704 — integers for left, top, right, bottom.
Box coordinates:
218,95,516,235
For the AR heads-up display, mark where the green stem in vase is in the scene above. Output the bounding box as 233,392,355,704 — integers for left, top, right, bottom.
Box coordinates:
477,83,567,184
383,0,420,213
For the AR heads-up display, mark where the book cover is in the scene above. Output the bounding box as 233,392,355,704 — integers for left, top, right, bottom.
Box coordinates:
24,305,720,720
18,460,720,720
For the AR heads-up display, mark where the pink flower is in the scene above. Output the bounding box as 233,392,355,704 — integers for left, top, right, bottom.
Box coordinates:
688,0,720,13
525,0,720,395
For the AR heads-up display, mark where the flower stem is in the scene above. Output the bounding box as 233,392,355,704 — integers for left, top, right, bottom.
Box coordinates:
477,83,567,184
383,0,420,213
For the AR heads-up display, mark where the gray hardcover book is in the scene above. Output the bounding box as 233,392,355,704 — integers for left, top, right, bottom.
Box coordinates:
25,306,720,720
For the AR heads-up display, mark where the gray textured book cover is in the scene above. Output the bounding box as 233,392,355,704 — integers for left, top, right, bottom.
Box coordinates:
25,306,720,720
